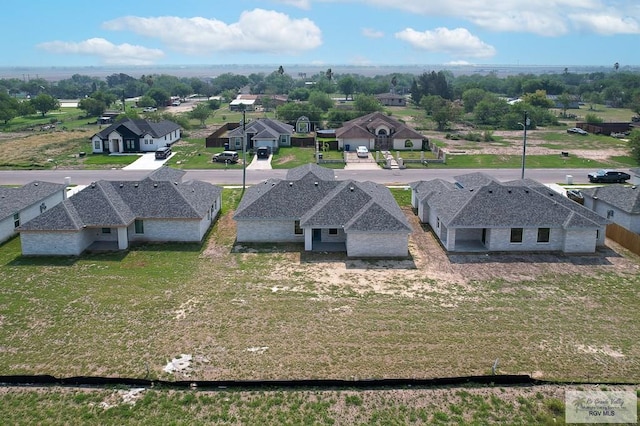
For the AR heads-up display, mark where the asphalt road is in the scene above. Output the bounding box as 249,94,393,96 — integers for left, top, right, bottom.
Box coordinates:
0,167,599,186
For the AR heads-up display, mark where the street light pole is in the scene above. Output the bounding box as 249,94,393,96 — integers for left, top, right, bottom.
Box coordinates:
519,111,529,179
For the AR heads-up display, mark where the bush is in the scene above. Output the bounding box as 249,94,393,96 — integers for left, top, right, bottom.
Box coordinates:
585,113,603,124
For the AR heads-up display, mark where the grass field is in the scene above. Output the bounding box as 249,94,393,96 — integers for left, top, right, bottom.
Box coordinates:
4,384,634,425
1,189,639,384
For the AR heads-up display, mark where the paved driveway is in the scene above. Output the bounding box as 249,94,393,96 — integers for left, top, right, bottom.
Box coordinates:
246,154,272,170
123,153,173,170
344,151,380,170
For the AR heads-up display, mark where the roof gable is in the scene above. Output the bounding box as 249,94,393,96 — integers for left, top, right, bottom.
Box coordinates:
0,181,66,220
582,184,640,214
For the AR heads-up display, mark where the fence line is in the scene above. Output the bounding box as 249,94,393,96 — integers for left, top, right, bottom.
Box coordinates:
606,223,640,255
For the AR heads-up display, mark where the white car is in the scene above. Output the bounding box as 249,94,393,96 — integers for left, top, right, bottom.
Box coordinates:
356,146,369,158
142,107,157,112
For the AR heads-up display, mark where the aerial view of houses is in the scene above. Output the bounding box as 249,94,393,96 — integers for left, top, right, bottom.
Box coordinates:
2,1,640,418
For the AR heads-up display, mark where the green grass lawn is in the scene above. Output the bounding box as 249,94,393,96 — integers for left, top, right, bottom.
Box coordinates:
430,154,614,169
82,153,140,167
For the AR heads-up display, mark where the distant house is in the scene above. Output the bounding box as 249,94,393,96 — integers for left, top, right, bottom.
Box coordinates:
0,181,67,244
375,92,407,107
335,111,425,151
547,94,580,109
410,173,608,253
18,168,222,256
91,118,181,154
229,94,288,112
234,164,411,257
581,184,640,234
227,118,294,152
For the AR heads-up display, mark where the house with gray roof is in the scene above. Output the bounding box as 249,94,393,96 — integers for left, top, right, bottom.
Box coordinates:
18,168,221,256
0,181,67,244
234,164,411,257
410,173,608,253
227,118,293,152
91,118,181,154
581,184,640,233
335,111,425,152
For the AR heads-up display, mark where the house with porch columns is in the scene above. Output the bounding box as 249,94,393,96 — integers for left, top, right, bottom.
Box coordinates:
91,118,181,154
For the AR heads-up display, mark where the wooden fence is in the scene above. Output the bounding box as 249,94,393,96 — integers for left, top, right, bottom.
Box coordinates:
606,223,640,255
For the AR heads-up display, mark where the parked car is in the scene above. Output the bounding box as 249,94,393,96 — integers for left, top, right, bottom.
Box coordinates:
587,169,631,183
567,127,588,135
256,146,271,159
171,101,181,106
155,146,172,159
212,151,239,163
356,146,369,158
142,107,157,112
566,189,584,204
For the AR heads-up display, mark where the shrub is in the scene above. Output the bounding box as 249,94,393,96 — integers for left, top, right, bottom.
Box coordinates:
585,113,603,124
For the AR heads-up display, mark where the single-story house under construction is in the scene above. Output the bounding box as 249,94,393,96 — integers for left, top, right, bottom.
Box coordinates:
18,167,222,256
0,181,67,244
581,184,640,234
410,172,609,253
234,164,412,257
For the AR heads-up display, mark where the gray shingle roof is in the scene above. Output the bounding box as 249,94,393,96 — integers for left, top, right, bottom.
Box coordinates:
0,181,67,220
335,111,423,140
285,163,335,181
93,118,180,140
454,172,498,189
228,118,293,139
581,184,640,214
235,165,410,233
147,166,186,183
19,174,221,231
425,180,606,229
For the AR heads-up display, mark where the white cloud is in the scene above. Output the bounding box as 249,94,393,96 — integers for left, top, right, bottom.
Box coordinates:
271,0,312,9
395,27,496,58
37,38,164,65
308,0,640,36
570,13,640,35
362,28,384,38
103,9,322,56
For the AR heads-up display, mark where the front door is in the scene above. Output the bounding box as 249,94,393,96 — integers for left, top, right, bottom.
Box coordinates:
313,229,321,241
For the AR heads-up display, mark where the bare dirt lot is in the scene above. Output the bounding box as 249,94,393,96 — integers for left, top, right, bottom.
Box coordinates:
254,208,640,299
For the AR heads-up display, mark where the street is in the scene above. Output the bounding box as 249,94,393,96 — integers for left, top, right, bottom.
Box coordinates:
0,167,598,186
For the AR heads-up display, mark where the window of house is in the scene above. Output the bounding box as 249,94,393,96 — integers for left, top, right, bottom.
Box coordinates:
537,228,550,243
329,228,338,235
436,217,440,228
102,228,111,234
404,139,413,148
13,213,19,228
134,219,144,234
94,141,101,150
607,210,614,219
294,220,303,235
510,228,523,243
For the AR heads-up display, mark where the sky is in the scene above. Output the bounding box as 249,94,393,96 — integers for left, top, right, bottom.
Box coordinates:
3,0,639,68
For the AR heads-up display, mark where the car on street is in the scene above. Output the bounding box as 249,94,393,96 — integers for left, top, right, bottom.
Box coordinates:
356,146,369,158
587,169,631,183
567,127,588,135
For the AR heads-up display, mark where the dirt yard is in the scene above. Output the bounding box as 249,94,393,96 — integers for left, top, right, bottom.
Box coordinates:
221,208,640,299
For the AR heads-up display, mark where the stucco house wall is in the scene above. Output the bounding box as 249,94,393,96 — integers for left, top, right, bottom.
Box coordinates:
346,233,409,257
128,218,204,243
486,227,564,252
563,229,598,253
392,137,422,151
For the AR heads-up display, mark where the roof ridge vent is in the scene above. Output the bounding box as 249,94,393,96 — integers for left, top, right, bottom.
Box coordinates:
289,182,293,187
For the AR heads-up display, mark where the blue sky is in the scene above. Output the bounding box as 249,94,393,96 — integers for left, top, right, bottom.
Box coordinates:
3,0,639,67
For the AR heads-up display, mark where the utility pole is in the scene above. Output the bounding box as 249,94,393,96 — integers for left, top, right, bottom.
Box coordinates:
241,106,247,192
520,111,530,179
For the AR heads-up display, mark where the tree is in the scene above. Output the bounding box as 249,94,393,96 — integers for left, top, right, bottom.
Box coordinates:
276,102,322,125
353,94,382,115
337,76,356,100
146,88,170,108
29,93,59,117
0,92,20,124
308,91,334,112
629,129,640,164
522,90,554,108
78,97,106,117
189,103,213,127
462,88,487,113
557,92,573,117
473,95,509,126
422,96,462,131
137,95,157,108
